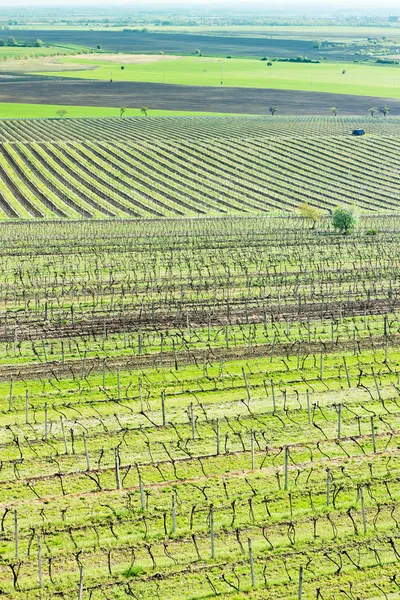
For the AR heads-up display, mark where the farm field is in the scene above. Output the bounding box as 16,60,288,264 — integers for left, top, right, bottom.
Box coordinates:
0,79,400,115
0,116,398,218
0,45,85,59
1,216,400,598
38,56,400,98
145,24,400,40
12,29,369,61
0,103,237,119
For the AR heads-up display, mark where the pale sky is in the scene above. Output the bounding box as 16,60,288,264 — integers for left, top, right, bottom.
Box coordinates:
3,0,400,6
2,0,400,12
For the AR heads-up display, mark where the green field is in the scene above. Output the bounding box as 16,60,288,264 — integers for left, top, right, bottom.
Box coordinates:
0,44,84,59
0,102,237,119
36,56,400,98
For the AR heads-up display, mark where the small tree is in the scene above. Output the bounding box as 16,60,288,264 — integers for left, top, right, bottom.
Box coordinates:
269,106,278,116
121,65,125,70
330,107,337,116
299,202,323,230
140,107,148,116
34,39,43,47
7,36,17,47
194,49,201,55
120,107,126,117
56,109,67,119
368,107,377,117
97,44,102,50
380,105,389,117
333,206,357,234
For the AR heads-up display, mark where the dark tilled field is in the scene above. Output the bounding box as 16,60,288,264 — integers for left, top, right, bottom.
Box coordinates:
14,29,367,60
1,78,400,115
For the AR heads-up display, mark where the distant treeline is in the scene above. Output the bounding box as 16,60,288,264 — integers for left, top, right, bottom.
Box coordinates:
0,36,44,48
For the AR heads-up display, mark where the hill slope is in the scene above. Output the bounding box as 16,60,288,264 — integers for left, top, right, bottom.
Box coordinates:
0,115,398,218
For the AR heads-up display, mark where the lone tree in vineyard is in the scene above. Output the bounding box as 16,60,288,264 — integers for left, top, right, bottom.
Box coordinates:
368,107,377,117
269,106,278,116
56,109,67,119
299,202,323,230
120,107,126,117
333,206,357,234
380,106,389,117
141,107,148,116
330,107,338,116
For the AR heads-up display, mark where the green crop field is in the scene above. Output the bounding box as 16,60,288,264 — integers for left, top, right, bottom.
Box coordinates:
0,44,88,59
0,103,237,119
1,215,400,599
36,56,400,98
0,115,396,219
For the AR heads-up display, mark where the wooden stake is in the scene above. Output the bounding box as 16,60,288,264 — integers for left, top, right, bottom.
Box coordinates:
38,535,43,589
161,390,166,426
81,351,86,379
306,390,311,424
139,472,145,511
44,402,48,440
216,419,220,455
248,538,255,588
115,448,121,490
271,379,276,412
25,389,29,424
371,367,381,400
14,509,18,559
370,416,376,453
343,356,351,388
83,433,91,471
360,486,367,534
242,367,251,402
298,565,303,600
139,378,143,412
9,378,12,411
60,416,68,454
190,403,195,440
210,505,215,559
326,468,331,506
171,494,176,534
337,404,342,439
251,430,255,470
78,564,84,600
284,447,289,491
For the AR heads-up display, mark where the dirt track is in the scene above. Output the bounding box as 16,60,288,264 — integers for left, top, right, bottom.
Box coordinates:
1,77,400,115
